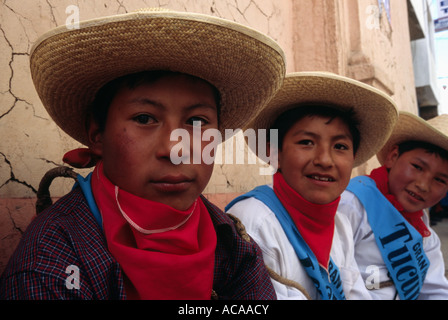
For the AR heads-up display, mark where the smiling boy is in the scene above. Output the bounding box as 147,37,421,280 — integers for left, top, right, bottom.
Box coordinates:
340,111,448,299
276,112,355,205
0,9,286,300
226,72,398,299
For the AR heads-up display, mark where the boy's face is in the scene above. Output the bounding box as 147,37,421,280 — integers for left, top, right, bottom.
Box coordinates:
384,146,448,213
90,73,219,211
277,115,355,205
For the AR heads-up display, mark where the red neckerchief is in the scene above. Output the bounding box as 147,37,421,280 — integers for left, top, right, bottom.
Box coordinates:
273,172,339,269
91,162,217,299
369,166,431,238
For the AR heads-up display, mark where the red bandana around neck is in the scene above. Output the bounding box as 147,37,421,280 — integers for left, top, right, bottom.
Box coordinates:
368,166,431,238
273,172,339,269
90,162,217,299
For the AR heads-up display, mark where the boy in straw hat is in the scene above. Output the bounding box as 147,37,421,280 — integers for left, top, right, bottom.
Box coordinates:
226,72,398,299
0,9,286,299
339,111,448,299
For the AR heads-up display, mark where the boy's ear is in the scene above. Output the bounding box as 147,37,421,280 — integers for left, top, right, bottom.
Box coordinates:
87,117,103,156
383,145,399,169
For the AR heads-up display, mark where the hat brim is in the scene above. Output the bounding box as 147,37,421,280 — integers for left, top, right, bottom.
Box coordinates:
377,111,448,164
247,72,398,167
30,10,286,145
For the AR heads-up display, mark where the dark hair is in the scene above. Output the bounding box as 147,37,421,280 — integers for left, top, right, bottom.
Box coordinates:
397,140,448,162
270,105,361,154
88,70,221,132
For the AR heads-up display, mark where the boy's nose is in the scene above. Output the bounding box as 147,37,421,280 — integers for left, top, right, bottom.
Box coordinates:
415,175,430,193
155,125,191,163
313,147,334,168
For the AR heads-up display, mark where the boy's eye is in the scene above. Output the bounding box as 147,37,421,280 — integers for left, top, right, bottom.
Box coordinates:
334,143,351,151
412,163,422,171
188,117,208,127
435,177,447,185
297,139,313,146
133,114,155,125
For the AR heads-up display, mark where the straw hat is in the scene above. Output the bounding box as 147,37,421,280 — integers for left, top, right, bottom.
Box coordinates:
377,111,448,164
247,72,398,167
29,8,286,145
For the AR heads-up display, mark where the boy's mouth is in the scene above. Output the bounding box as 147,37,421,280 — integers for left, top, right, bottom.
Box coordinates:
407,190,424,202
151,175,194,192
307,174,335,182
155,175,193,184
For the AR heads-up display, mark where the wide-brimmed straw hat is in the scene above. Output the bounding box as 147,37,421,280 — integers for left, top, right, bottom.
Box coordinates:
30,8,286,145
247,72,398,167
377,111,448,164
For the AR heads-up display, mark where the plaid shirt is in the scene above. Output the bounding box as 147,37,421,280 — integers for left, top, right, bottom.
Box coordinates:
0,188,276,300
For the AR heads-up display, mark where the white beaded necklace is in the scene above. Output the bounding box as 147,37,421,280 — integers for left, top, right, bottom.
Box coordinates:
114,186,196,235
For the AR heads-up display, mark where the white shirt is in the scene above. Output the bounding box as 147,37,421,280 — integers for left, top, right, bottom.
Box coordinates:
226,187,372,300
338,190,448,299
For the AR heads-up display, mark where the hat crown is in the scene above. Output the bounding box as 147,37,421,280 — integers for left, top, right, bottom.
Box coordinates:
427,114,448,136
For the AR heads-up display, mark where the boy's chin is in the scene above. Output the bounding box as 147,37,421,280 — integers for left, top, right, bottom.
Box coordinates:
401,203,426,214
157,196,200,211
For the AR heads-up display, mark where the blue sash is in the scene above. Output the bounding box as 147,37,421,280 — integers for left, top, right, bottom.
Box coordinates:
226,186,346,300
346,176,430,300
73,173,103,230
